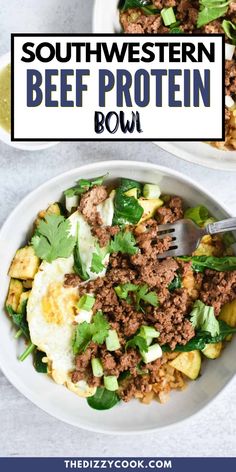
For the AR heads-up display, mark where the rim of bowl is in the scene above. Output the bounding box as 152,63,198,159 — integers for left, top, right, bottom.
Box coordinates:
92,0,236,172
0,159,235,434
0,51,58,151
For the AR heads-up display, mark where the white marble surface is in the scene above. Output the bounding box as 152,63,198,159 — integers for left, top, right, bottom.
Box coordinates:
0,0,236,459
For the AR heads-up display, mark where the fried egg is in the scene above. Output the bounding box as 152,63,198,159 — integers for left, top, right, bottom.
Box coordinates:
27,196,114,397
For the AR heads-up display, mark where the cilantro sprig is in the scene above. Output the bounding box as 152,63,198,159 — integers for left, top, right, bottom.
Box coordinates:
32,214,76,263
197,0,231,28
64,175,106,198
115,283,159,311
72,311,109,354
109,230,138,255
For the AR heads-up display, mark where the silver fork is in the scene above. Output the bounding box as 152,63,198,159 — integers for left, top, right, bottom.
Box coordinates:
156,218,236,258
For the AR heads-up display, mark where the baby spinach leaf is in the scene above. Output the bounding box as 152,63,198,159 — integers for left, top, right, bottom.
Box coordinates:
87,387,120,410
162,320,236,352
73,244,90,281
179,256,236,272
33,350,47,373
6,300,30,340
113,178,144,225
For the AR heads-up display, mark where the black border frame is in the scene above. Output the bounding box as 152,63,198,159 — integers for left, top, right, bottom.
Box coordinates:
11,33,225,142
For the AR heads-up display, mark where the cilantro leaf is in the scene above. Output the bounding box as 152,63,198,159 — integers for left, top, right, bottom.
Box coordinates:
135,284,159,311
189,300,219,336
73,311,109,354
90,244,107,274
114,283,138,301
109,230,138,255
222,19,236,45
91,311,109,344
197,0,230,28
64,175,106,198
115,283,159,311
73,322,93,354
32,214,76,263
126,334,148,353
168,275,182,292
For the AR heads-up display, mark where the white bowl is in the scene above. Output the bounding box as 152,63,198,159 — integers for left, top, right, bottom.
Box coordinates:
0,52,58,151
0,160,235,433
93,0,236,171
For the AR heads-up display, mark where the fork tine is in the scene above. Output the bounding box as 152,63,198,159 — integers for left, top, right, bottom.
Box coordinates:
156,223,175,232
157,248,180,258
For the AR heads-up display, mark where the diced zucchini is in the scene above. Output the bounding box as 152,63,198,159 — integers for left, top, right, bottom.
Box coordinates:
219,299,236,327
6,279,23,311
22,279,33,289
201,342,223,359
138,198,163,223
169,350,201,380
17,291,31,313
125,188,138,199
8,246,40,280
35,202,61,226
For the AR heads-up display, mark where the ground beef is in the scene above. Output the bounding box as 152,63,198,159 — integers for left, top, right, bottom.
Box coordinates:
156,197,184,224
91,225,119,247
151,289,194,349
79,185,107,226
199,269,236,314
64,273,82,287
70,186,234,400
120,1,236,150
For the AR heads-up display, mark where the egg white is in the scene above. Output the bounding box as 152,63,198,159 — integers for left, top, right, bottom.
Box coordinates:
27,195,114,397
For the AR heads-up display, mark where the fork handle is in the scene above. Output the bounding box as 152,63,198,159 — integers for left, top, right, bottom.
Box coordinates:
206,218,236,235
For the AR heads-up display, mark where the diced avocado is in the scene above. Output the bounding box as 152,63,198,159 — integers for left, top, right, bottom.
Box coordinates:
6,279,23,311
169,350,201,380
8,246,40,280
219,299,236,327
138,198,163,223
201,342,223,359
194,235,224,257
125,188,138,198
143,184,161,199
35,202,61,226
17,291,31,313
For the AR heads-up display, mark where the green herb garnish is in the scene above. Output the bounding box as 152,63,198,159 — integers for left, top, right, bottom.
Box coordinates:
64,175,106,198
109,230,138,255
72,311,109,354
32,214,76,263
180,255,236,272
